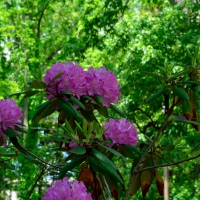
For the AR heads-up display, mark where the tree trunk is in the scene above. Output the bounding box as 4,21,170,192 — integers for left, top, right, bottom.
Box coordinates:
164,166,169,200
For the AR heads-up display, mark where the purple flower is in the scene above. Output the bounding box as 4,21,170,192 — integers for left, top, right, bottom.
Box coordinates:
44,62,88,99
86,67,120,107
44,62,120,107
104,118,138,146
0,98,23,146
43,177,92,200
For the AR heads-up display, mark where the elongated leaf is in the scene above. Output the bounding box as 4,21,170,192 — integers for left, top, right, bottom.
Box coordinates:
94,94,103,103
97,142,127,162
155,170,164,196
4,128,18,137
58,155,86,179
92,148,117,169
140,170,154,198
9,137,28,155
168,69,192,81
0,153,15,157
34,98,59,123
49,72,64,83
140,71,165,79
23,91,40,99
129,173,141,196
70,147,86,155
29,80,46,89
146,87,168,104
59,100,77,118
191,141,200,154
118,146,135,159
110,104,126,118
0,162,14,170
69,96,85,109
32,101,51,120
87,157,107,176
123,145,142,155
94,103,108,118
174,87,189,100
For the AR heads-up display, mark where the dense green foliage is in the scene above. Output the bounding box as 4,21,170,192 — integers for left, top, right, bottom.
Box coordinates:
0,0,200,199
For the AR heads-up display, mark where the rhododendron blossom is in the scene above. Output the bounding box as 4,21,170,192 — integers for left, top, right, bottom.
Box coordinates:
0,98,23,146
104,118,138,146
42,177,92,200
43,62,120,107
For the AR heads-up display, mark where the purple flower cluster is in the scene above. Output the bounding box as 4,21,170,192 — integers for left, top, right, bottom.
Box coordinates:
0,98,23,146
42,177,92,200
104,118,138,146
43,62,120,107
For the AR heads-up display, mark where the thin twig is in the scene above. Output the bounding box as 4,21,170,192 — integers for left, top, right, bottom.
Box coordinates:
123,101,175,200
96,174,106,200
103,176,111,200
136,153,200,174
27,167,47,198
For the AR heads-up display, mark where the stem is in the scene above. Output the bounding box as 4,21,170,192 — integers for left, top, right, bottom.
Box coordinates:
27,167,46,198
135,153,200,173
123,102,175,200
103,176,111,200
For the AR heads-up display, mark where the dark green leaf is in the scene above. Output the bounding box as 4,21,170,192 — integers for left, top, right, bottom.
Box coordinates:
49,72,64,83
70,147,86,155
92,148,117,169
32,101,51,120
145,87,168,104
97,142,127,162
69,96,85,109
94,94,103,103
174,87,189,100
23,91,40,99
59,100,78,118
110,104,126,118
0,162,14,170
4,128,18,137
94,103,108,118
58,155,86,179
29,80,46,89
123,145,142,155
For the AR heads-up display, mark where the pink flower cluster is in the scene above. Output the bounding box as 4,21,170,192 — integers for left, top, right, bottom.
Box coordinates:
43,62,120,107
104,118,138,146
42,177,92,200
0,98,23,146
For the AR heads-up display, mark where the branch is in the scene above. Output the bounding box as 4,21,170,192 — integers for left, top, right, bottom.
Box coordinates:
27,167,47,198
136,153,200,174
37,0,50,38
124,101,175,200
44,44,63,61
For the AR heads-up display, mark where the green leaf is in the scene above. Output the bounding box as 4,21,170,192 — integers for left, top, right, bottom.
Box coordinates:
92,148,117,169
0,153,15,157
168,69,192,81
145,87,168,104
59,100,78,118
70,147,86,155
94,103,108,118
123,145,142,155
97,142,127,162
0,162,14,170
191,141,200,154
174,87,189,100
9,137,28,155
94,94,103,103
34,98,59,123
118,146,135,159
32,101,51,120
87,157,107,176
58,155,86,179
23,91,40,99
4,128,18,137
29,80,46,89
110,104,126,118
49,72,64,83
69,96,85,109
140,71,165,79
129,173,141,196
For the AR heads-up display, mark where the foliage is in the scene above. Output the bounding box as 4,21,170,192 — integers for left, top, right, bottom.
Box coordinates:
0,0,200,199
